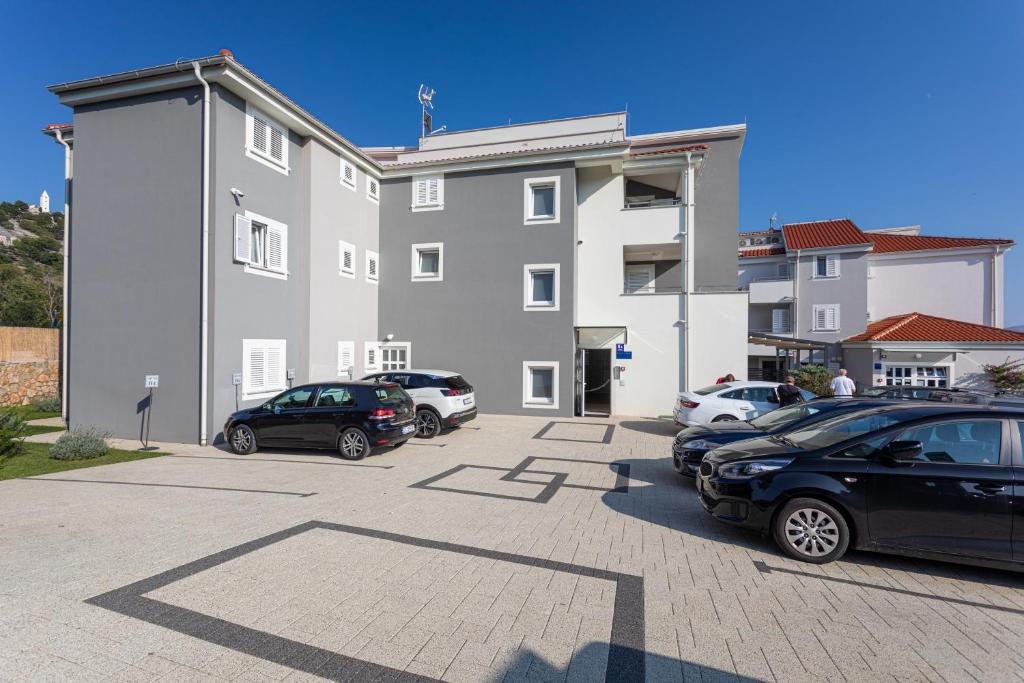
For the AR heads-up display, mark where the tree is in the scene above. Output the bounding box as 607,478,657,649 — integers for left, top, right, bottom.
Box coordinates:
793,364,834,397
983,359,1024,395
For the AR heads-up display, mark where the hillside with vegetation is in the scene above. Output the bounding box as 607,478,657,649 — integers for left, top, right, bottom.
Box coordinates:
0,201,63,327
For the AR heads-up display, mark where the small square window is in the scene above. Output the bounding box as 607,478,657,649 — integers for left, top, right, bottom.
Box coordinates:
366,250,379,284
814,254,839,278
412,175,444,211
411,242,443,282
339,241,355,278
367,177,380,204
524,263,560,311
523,361,559,409
523,176,561,224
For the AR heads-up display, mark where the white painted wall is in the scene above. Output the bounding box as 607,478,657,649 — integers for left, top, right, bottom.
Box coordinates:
738,257,787,288
690,292,749,388
577,165,685,416
868,250,1000,326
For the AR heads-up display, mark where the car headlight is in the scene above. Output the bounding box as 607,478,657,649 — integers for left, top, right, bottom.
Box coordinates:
682,439,723,450
717,458,793,479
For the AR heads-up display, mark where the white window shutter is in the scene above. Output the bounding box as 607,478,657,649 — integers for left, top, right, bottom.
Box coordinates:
246,346,265,394
625,265,654,294
366,250,379,282
266,223,287,273
772,308,790,333
269,126,284,164
414,177,428,206
338,341,355,376
815,307,827,330
266,342,284,390
251,114,269,155
427,176,440,205
365,342,380,371
828,306,839,330
339,241,355,275
341,160,356,188
369,256,377,278
826,254,839,277
234,214,253,264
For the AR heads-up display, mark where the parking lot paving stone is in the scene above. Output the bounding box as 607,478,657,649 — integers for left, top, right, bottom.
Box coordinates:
8,414,1024,681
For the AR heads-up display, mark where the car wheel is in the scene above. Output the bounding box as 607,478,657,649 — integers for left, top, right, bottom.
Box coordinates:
711,415,738,423
672,453,686,475
773,498,850,564
415,408,442,438
338,428,370,460
229,425,257,455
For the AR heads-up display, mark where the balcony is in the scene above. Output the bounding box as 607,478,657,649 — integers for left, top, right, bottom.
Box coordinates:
747,276,793,304
622,244,682,296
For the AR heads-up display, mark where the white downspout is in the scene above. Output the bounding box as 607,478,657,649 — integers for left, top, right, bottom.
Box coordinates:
54,129,71,424
991,248,999,327
193,62,211,446
681,153,696,392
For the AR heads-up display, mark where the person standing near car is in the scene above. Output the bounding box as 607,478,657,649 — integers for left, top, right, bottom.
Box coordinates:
831,368,856,397
777,375,804,407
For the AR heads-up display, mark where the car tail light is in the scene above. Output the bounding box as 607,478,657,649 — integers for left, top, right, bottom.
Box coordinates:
680,400,700,409
369,407,396,420
442,388,464,397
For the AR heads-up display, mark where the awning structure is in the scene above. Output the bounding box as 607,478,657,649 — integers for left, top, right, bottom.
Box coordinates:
747,332,826,351
576,326,627,347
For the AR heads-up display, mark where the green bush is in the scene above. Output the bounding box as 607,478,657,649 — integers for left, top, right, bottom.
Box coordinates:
0,409,27,462
31,395,61,413
49,427,110,461
793,364,834,397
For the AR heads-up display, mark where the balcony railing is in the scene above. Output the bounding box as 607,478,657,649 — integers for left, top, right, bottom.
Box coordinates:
750,326,793,335
747,277,794,304
623,197,682,210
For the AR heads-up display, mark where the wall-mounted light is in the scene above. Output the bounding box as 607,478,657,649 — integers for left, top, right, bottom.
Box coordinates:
914,353,922,360
385,333,395,342
230,187,245,198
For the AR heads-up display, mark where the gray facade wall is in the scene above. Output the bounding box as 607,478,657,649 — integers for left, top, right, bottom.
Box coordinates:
207,86,310,440
68,88,202,442
795,250,870,361
693,134,743,290
306,140,379,382
378,162,577,416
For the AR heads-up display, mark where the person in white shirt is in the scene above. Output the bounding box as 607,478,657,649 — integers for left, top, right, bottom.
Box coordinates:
831,368,856,397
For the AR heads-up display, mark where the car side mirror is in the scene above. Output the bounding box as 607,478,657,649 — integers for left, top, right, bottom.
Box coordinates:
261,402,271,411
885,440,922,462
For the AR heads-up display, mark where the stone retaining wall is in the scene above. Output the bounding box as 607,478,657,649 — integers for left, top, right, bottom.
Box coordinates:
0,360,59,407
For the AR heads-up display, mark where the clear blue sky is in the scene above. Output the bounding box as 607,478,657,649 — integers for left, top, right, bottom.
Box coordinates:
4,1,1022,323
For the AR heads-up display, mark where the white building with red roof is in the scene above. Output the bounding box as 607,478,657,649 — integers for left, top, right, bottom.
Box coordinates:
737,218,1014,386
842,312,1024,391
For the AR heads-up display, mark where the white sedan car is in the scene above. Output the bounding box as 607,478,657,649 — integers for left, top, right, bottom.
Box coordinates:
673,381,815,426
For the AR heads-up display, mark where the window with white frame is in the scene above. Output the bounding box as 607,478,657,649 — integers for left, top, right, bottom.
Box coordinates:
366,250,379,284
411,242,443,281
523,176,560,224
772,308,791,333
812,304,840,331
777,262,791,279
411,174,444,211
381,343,410,371
624,263,655,294
339,241,355,278
524,264,560,311
366,176,380,203
337,341,355,378
340,159,357,191
814,254,840,278
242,339,286,400
233,212,288,279
885,365,950,388
522,361,559,409
245,105,289,174
364,341,380,373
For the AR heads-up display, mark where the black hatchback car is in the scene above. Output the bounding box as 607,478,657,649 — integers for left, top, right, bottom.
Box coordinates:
698,403,1024,570
223,382,416,460
672,398,899,476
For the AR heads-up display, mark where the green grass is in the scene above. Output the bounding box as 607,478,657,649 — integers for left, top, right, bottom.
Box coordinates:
0,442,165,481
23,425,65,437
5,405,61,422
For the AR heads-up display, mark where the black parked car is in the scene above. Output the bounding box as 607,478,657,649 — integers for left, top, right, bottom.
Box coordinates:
223,382,416,460
697,403,1024,570
672,398,899,476
860,385,1024,408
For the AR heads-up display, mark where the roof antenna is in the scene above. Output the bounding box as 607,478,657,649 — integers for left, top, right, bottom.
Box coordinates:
769,212,778,230
418,84,436,137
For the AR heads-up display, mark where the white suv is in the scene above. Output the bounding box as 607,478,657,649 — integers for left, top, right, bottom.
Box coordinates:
362,369,477,438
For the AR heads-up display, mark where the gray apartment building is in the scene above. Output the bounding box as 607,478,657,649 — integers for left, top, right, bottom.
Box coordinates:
45,52,748,444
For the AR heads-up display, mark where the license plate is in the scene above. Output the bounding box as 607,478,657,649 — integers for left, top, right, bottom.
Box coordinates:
401,425,415,435
463,398,472,405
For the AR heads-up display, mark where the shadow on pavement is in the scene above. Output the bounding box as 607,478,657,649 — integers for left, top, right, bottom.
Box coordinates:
495,642,763,683
617,418,681,438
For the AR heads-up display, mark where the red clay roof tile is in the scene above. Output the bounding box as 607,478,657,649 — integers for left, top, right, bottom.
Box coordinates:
781,219,870,250
866,233,1014,253
845,313,1024,343
738,247,786,258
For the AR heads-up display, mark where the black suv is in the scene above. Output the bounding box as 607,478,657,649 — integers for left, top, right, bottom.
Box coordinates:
223,382,416,460
698,403,1024,570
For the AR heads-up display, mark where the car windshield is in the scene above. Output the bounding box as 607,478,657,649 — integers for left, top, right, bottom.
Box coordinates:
749,403,826,431
695,383,729,396
783,410,906,450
